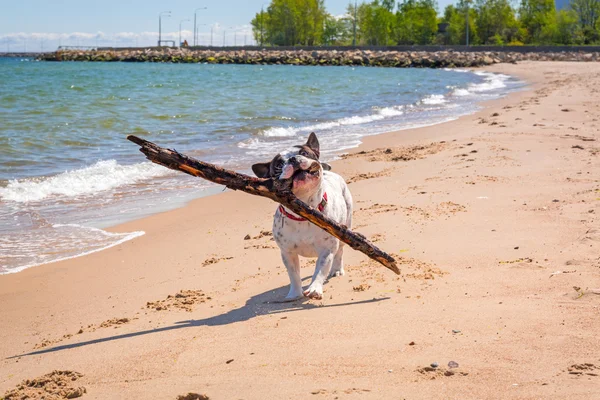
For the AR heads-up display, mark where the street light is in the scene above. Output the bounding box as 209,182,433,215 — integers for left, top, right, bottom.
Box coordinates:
159,11,171,47
223,26,234,47
234,29,242,47
194,7,207,46
179,19,190,48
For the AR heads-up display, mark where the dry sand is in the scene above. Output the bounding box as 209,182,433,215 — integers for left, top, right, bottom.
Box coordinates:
1,61,599,399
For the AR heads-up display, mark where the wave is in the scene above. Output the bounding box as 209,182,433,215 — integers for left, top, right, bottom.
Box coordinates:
0,159,171,203
256,105,405,138
421,94,447,105
0,224,145,274
453,88,471,96
444,68,470,73
470,71,509,92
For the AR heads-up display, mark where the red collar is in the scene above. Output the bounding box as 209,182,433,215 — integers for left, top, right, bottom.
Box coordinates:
279,193,328,222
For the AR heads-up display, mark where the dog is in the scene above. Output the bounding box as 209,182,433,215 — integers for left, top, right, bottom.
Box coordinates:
252,132,353,300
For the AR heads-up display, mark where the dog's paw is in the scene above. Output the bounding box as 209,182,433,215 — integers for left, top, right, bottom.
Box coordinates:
329,268,345,278
283,294,303,302
303,284,323,300
283,288,304,302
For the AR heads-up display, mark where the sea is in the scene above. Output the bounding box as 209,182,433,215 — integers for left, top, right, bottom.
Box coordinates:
0,57,524,274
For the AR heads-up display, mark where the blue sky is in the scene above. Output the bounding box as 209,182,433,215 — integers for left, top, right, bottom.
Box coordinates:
1,0,455,52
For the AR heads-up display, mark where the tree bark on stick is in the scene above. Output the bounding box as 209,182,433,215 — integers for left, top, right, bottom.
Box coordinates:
127,135,400,275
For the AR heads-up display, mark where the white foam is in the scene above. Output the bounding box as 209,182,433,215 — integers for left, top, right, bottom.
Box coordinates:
0,160,171,203
444,68,470,73
255,105,405,140
469,71,509,92
0,224,145,274
421,94,447,105
260,126,298,137
378,106,404,117
453,88,471,96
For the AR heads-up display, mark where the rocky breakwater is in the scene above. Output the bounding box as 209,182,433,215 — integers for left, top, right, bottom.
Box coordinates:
38,48,600,67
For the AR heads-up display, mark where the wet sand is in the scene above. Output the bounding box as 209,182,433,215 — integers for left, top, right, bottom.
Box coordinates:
1,61,599,399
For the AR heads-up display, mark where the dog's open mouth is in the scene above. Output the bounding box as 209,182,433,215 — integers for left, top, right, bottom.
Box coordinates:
292,167,319,182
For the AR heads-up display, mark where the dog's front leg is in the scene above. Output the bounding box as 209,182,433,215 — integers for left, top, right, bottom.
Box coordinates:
281,252,303,301
303,251,335,300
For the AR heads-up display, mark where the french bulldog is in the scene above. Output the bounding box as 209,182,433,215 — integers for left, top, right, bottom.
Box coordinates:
252,132,353,300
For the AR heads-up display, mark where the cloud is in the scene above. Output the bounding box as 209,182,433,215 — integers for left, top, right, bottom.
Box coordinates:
0,26,256,51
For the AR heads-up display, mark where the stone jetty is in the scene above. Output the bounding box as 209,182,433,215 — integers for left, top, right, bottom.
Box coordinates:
38,48,600,68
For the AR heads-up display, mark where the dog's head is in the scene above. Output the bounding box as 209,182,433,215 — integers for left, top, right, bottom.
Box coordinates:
251,132,331,195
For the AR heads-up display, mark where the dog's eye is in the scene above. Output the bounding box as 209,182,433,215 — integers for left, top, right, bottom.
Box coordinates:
299,150,308,157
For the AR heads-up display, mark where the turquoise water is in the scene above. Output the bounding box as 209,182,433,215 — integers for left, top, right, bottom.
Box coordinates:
0,57,522,273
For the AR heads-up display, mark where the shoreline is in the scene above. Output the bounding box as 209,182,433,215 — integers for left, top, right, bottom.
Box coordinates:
1,66,522,275
1,61,599,399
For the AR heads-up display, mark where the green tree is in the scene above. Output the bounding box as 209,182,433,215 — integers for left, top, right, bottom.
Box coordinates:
474,0,520,44
519,0,557,43
349,1,395,45
554,9,579,43
250,0,328,46
395,0,439,44
323,14,352,45
443,0,479,44
570,0,600,43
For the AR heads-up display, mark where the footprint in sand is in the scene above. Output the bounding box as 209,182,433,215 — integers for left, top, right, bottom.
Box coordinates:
177,394,210,400
202,255,233,267
342,142,446,163
347,168,392,184
2,371,86,399
416,366,469,379
567,363,600,377
146,290,210,312
34,317,131,349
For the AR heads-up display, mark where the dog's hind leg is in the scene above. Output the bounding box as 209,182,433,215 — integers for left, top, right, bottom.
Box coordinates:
282,252,303,301
329,245,345,278
304,250,335,300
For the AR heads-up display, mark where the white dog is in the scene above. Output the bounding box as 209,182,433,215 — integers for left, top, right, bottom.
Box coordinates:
252,132,353,300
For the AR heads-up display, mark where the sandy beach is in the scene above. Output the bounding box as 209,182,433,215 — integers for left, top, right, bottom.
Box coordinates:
1,61,599,399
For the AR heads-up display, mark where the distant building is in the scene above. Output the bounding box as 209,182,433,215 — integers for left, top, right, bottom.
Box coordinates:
555,0,569,10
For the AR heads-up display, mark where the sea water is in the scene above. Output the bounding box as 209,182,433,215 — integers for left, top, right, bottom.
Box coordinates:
0,57,523,273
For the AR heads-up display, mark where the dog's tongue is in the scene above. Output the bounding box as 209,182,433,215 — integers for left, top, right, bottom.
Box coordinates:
280,164,297,180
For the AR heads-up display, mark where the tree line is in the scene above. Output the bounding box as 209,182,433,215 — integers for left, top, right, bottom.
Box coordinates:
250,0,600,46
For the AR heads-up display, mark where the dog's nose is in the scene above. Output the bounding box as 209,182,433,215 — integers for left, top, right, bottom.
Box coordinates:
289,156,299,166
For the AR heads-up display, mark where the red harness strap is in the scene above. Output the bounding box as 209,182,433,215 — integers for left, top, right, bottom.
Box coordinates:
279,193,328,222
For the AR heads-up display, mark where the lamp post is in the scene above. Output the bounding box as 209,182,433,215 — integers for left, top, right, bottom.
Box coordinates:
179,19,190,48
194,24,207,46
159,11,171,46
210,25,214,47
223,27,233,47
194,7,207,47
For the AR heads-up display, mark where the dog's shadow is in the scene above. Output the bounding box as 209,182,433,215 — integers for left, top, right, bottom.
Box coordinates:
8,279,389,359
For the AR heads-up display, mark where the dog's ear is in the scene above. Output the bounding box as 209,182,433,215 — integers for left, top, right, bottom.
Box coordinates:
306,132,320,156
252,162,271,178
321,162,332,171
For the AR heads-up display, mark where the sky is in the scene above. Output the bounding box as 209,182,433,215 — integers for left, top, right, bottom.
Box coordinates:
0,0,455,52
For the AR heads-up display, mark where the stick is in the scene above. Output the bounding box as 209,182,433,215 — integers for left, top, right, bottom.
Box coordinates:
127,135,400,275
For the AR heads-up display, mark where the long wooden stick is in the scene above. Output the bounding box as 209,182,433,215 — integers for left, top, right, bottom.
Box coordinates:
127,135,400,275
